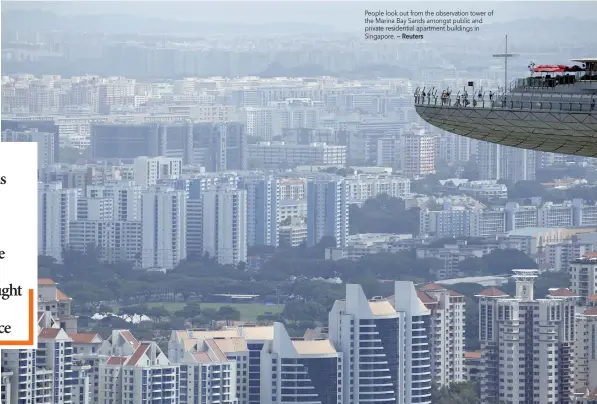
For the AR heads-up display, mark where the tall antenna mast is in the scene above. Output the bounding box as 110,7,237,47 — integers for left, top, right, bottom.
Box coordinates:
493,35,519,91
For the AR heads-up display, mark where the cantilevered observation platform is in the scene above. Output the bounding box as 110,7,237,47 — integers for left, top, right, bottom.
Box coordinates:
415,58,597,157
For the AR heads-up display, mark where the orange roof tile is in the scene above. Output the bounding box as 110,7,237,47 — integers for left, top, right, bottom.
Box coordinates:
67,333,101,344
39,328,61,339
584,307,597,316
448,289,464,297
588,295,597,301
477,287,509,297
106,356,127,365
464,351,481,359
205,339,228,362
120,330,139,347
192,352,214,363
56,289,70,301
584,252,597,259
417,291,438,304
38,278,56,285
421,283,444,290
548,288,577,297
125,342,150,366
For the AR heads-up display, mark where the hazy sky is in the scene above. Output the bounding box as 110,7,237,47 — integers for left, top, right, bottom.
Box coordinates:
4,1,597,29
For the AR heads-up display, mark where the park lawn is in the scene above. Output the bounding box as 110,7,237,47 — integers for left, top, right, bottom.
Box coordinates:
117,302,284,322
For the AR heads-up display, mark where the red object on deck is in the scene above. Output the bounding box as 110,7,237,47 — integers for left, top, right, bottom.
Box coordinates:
532,64,567,73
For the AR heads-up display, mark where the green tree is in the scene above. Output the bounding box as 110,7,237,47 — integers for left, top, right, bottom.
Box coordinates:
217,306,241,322
431,381,479,404
174,302,202,320
282,299,327,323
147,306,170,323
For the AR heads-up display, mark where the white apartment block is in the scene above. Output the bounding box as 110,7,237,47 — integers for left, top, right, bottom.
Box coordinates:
38,278,78,333
278,178,306,200
400,131,435,178
260,322,342,404
141,186,187,270
570,255,597,301
476,141,536,182
417,283,466,386
463,351,482,383
1,313,88,404
245,106,319,140
179,339,238,404
169,331,250,404
86,181,143,221
69,332,105,404
1,129,56,168
38,182,78,261
69,220,143,266
306,175,349,248
77,196,114,221
202,188,248,265
325,233,418,261
100,342,179,403
477,270,575,404
169,326,274,404
1,371,12,403
420,199,597,239
543,241,595,272
574,306,597,401
458,180,508,201
329,282,432,404
277,200,307,223
239,175,280,247
345,174,410,203
190,104,242,123
134,156,182,188
248,142,347,169
279,222,308,247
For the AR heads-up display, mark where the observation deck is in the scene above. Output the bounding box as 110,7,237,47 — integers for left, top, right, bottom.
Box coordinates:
415,59,597,157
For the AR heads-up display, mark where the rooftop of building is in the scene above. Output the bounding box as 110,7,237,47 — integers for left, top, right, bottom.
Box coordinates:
292,339,337,355
476,287,510,297
547,288,577,297
464,351,481,360
67,332,103,344
368,299,398,316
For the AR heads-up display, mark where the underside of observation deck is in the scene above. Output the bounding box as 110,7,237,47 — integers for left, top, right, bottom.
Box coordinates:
415,105,597,157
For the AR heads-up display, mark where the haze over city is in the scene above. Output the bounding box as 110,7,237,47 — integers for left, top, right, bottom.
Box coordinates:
1,1,597,404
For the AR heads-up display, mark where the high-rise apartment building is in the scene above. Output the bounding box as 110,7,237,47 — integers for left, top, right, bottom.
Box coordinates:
260,322,342,404
86,181,143,222
38,182,78,261
306,175,349,248
141,186,187,270
574,305,597,400
202,187,248,265
99,342,179,403
328,282,432,404
418,283,466,386
133,156,182,188
569,255,597,301
239,175,280,247
400,131,435,178
476,141,536,182
477,270,576,404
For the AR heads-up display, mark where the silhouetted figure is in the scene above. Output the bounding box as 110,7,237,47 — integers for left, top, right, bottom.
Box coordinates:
591,99,595,111
489,91,494,101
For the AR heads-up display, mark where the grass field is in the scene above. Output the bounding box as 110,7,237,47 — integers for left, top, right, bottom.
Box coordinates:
116,302,284,322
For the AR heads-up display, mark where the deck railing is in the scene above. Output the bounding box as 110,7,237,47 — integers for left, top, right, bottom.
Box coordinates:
414,88,596,113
